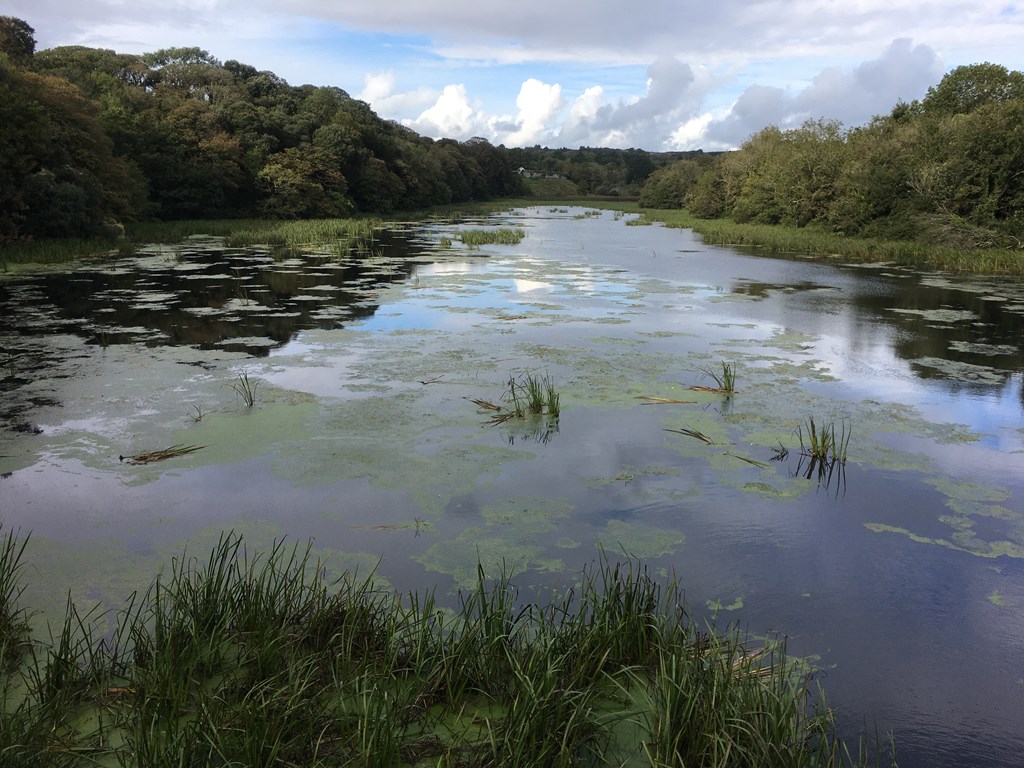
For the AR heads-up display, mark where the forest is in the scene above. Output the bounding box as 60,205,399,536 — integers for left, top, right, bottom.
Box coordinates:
0,17,539,244
639,62,1024,251
0,16,703,247
3,13,1022,256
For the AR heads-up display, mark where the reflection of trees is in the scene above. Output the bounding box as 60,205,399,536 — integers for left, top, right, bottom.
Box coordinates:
1,231,416,358
730,265,1023,394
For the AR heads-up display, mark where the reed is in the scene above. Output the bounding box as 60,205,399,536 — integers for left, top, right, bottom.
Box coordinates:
457,227,527,246
797,417,850,465
693,361,737,394
232,372,260,407
641,209,1024,275
0,528,893,767
471,372,562,425
0,528,30,671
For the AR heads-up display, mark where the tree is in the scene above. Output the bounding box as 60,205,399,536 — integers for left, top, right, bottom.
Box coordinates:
258,146,351,218
922,63,1024,116
0,16,35,64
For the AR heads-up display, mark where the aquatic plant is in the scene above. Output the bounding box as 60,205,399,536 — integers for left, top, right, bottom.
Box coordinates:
119,444,205,464
795,417,850,493
0,531,893,767
457,227,527,246
664,426,714,444
470,372,561,426
692,361,737,394
232,372,260,407
0,528,30,672
797,416,850,465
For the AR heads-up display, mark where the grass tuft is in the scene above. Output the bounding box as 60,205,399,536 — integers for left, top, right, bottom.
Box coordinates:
0,528,893,767
232,372,260,407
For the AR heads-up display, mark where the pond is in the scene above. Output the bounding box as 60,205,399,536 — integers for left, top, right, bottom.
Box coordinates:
1,207,1022,767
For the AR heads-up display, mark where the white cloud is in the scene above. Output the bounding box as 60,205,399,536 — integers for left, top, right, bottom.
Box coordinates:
410,84,480,138
696,37,944,149
357,72,438,116
505,78,564,146
8,0,1023,150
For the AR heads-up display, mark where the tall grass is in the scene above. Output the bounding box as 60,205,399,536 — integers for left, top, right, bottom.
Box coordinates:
457,227,527,246
640,209,1024,275
0,527,892,767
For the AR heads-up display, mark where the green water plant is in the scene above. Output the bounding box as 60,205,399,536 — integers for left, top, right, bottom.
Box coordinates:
457,227,526,246
0,529,894,767
232,372,260,407
471,372,561,425
119,444,205,464
692,361,737,394
797,417,850,465
0,529,30,671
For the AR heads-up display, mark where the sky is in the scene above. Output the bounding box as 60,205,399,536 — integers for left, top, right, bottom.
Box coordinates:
9,0,1024,151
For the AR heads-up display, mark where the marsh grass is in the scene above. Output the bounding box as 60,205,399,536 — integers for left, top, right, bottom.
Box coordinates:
796,417,850,492
797,417,850,465
692,362,737,394
232,372,260,407
664,426,715,444
471,372,561,426
0,529,30,672
642,209,1024,275
118,444,205,465
457,227,526,246
0,528,891,767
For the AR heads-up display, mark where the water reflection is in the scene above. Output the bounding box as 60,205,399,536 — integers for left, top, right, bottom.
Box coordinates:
1,209,1023,768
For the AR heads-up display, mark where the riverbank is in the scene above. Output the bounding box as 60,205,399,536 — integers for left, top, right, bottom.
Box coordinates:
631,208,1024,275
1,529,888,767
5,199,1019,276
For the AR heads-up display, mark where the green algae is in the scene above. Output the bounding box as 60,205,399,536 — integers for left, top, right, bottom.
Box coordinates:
417,527,564,588
987,590,1008,607
864,523,1024,559
926,477,1012,504
597,519,684,559
706,595,744,612
888,308,978,323
481,497,574,530
911,356,1007,385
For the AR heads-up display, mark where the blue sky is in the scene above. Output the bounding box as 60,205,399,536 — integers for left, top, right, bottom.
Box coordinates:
10,0,1024,151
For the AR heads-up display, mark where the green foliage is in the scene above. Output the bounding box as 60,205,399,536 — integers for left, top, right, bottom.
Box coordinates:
0,16,35,64
922,63,1024,116
0,20,529,245
638,158,706,208
653,61,1024,260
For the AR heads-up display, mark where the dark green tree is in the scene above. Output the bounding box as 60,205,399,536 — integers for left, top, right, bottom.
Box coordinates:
0,16,35,64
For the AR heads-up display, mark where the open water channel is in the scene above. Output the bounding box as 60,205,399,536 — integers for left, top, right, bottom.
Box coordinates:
1,207,1022,767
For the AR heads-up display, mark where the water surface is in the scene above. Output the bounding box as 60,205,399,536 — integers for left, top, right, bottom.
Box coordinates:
2,208,1023,767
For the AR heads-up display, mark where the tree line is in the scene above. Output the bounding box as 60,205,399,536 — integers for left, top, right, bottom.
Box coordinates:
640,63,1024,250
0,17,534,244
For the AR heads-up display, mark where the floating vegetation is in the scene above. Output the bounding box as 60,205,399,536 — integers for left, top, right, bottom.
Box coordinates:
119,444,205,464
726,451,770,468
0,531,889,767
638,396,699,405
665,427,715,444
231,371,260,407
457,227,526,246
